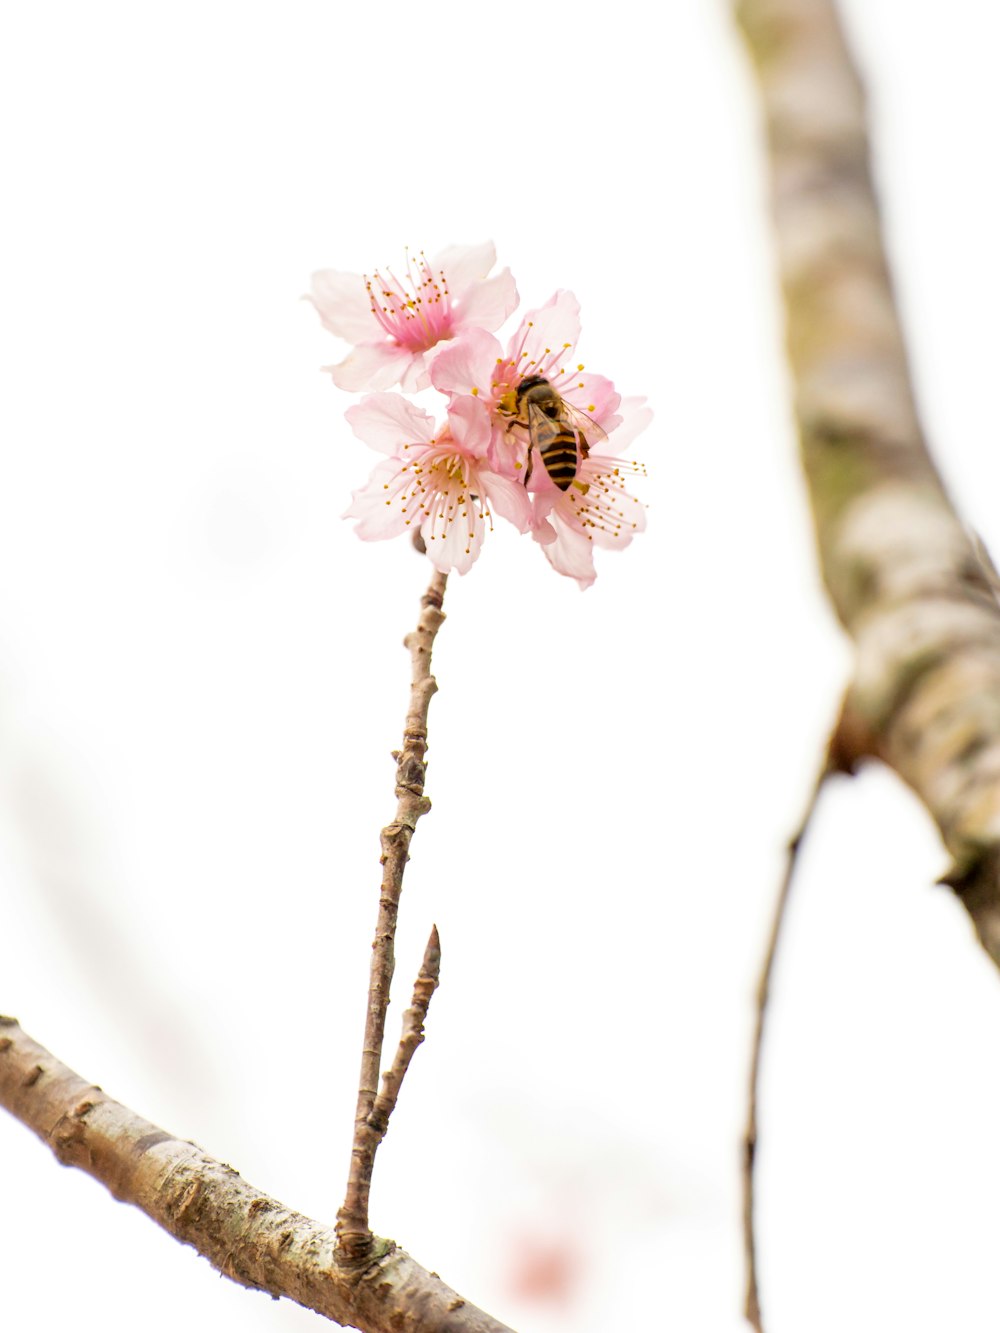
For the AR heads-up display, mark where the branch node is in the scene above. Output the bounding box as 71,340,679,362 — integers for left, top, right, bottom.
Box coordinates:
826,695,879,775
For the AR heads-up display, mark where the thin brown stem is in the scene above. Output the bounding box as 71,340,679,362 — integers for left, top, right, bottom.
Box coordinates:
742,762,830,1332
337,569,448,1264
368,925,441,1138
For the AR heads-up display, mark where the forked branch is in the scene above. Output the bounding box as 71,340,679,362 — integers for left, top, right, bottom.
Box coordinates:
337,569,449,1263
0,568,512,1331
369,924,442,1140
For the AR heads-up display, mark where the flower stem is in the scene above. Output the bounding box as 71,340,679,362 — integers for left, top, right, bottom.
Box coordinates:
336,569,448,1264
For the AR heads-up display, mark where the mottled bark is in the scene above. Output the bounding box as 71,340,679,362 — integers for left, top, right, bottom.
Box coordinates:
0,1017,514,1333
736,0,1000,966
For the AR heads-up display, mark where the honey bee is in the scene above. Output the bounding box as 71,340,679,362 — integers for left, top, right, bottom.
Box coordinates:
500,375,605,491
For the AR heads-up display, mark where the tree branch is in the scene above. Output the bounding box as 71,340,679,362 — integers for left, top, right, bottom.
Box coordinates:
742,752,836,1331
0,1016,514,1333
369,924,442,1141
338,569,448,1262
735,0,1000,969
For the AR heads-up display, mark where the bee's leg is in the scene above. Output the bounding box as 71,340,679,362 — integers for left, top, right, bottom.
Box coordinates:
523,448,533,487
502,418,531,488
571,432,591,495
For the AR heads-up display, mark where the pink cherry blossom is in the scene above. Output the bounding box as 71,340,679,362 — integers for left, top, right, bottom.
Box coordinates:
528,399,652,588
430,291,622,481
430,292,652,585
343,393,531,574
309,242,518,394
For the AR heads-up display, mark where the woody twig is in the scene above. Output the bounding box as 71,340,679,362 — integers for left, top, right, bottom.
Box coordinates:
336,569,448,1264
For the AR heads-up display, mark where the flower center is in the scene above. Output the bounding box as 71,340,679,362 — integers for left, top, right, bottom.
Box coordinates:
491,333,581,409
365,250,453,352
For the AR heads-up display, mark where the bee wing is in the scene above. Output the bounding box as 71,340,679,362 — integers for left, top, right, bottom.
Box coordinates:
551,397,607,460
522,397,590,458
523,397,555,445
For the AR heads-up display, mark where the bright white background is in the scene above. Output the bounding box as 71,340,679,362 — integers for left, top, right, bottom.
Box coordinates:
2,2,1000,1330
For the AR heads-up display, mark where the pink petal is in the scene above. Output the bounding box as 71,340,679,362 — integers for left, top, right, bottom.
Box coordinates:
480,471,533,533
454,268,519,333
537,514,597,588
559,373,621,428
588,497,646,549
526,492,559,544
572,464,647,549
399,355,434,394
447,395,492,457
328,342,415,392
508,290,581,372
485,424,526,481
431,241,498,297
604,397,653,455
308,269,375,343
423,510,485,575
345,394,435,454
430,326,502,398
417,476,487,575
343,457,412,540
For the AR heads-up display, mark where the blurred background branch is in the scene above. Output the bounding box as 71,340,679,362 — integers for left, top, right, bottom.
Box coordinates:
737,0,1000,1325
737,0,1000,960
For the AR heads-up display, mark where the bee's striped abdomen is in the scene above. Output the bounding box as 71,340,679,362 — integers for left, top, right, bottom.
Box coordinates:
536,423,582,490
513,375,592,492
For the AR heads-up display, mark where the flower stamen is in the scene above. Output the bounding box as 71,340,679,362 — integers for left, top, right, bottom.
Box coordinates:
365,249,454,351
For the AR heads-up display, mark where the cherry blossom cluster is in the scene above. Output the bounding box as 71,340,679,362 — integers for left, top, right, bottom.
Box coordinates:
308,242,650,588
